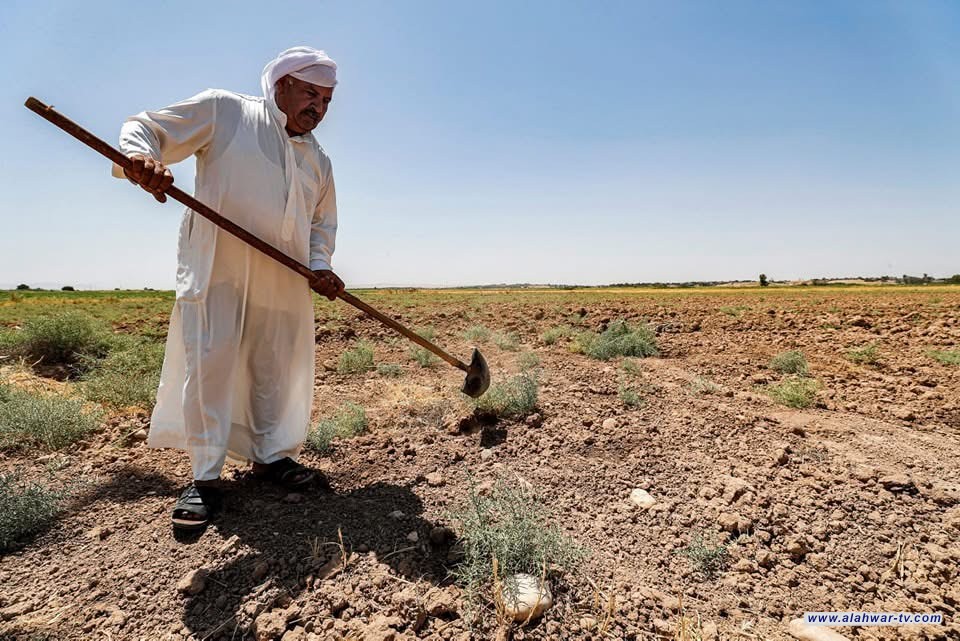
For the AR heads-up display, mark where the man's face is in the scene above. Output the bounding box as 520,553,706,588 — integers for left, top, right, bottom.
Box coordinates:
275,76,334,135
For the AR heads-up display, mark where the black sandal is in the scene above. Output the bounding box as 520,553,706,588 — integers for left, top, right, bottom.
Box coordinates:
253,457,318,490
171,484,221,531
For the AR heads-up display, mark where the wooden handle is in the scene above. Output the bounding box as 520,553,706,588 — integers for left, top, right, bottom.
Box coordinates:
25,96,468,371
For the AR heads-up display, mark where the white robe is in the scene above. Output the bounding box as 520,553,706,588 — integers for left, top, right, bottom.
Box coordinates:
113,89,337,480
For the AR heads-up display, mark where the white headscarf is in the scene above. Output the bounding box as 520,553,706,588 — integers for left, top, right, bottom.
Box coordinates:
261,46,338,100
259,46,338,243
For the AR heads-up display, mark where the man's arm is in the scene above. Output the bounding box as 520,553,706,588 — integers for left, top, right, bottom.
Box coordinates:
310,159,342,300
112,90,218,202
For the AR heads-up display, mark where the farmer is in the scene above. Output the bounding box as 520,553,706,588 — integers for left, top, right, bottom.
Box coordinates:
113,46,344,531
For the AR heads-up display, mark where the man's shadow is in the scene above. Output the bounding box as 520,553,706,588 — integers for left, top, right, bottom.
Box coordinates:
179,476,451,639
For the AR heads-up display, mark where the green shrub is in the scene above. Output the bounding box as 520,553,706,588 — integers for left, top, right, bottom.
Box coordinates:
719,305,749,317
17,312,112,366
306,402,368,454
0,473,63,553
690,376,720,395
376,363,403,377
769,350,808,375
765,377,818,409
493,332,520,351
82,339,164,409
450,478,584,608
577,320,657,361
846,343,880,365
337,341,375,374
619,385,643,408
517,352,540,371
409,346,439,368
463,325,491,342
928,350,960,366
621,359,641,376
0,388,101,450
472,373,538,419
540,325,571,345
680,532,729,579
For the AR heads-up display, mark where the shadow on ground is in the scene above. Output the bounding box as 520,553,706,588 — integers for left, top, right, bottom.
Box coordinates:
179,478,448,639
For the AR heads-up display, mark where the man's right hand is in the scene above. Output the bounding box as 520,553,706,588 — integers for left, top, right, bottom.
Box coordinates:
124,154,174,203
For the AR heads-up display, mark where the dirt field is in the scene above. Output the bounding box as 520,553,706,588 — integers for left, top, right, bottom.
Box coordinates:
1,285,958,641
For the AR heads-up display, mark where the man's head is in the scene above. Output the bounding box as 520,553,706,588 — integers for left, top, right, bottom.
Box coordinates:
260,46,338,135
275,75,334,135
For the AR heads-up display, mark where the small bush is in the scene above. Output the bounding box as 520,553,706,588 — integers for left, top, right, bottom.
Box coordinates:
846,343,880,366
493,332,520,351
82,339,164,409
769,350,808,375
463,325,491,342
0,473,63,553
0,388,101,450
577,320,657,361
766,377,818,409
17,312,112,366
681,532,729,579
306,402,368,454
409,346,439,368
450,477,584,609
928,350,960,366
719,305,749,317
690,376,720,395
517,352,540,371
540,325,571,345
618,384,643,408
377,363,403,377
472,373,538,419
337,341,375,374
621,359,641,376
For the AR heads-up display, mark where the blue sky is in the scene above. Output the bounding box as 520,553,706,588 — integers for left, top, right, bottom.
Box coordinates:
1,0,958,288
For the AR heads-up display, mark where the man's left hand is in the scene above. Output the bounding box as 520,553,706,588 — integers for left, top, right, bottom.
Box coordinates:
312,269,344,300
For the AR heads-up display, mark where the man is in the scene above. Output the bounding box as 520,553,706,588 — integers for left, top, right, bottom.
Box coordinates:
114,46,345,531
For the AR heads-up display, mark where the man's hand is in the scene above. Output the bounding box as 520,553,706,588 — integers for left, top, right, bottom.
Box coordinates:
123,153,174,202
312,269,344,300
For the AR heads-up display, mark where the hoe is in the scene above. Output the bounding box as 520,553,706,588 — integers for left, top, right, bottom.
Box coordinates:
25,97,490,398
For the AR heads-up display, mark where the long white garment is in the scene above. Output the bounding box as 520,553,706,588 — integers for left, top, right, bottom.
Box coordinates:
113,89,337,480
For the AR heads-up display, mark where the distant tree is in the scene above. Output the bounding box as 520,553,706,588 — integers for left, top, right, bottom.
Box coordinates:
15,284,29,290
61,286,75,291
950,274,960,284
759,274,769,287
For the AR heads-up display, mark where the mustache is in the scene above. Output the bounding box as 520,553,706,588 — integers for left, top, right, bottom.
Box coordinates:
302,109,320,118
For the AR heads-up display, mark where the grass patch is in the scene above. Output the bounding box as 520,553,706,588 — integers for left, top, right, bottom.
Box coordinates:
306,402,369,454
408,327,439,368
621,359,641,376
493,331,520,351
472,373,538,419
846,343,880,366
540,325,571,345
10,311,112,367
618,384,643,408
575,320,657,361
0,472,64,553
769,350,808,375
928,349,960,366
765,377,818,409
449,477,584,611
680,532,729,579
517,352,540,371
376,363,403,378
689,376,720,395
337,340,375,374
719,305,749,317
463,325,491,342
0,387,101,450
82,338,164,409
